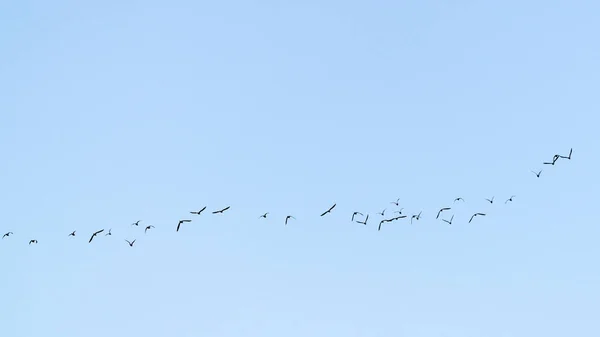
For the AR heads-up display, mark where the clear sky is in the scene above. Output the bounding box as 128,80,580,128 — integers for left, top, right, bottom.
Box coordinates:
0,1,598,336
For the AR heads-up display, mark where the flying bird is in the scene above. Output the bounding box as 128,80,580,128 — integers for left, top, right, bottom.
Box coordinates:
531,170,542,178
393,208,404,215
105,229,112,236
377,209,386,216
145,225,155,234
436,207,451,219
485,197,494,204
320,203,336,216
411,211,422,224
68,231,76,237
29,239,38,245
176,219,192,232
356,214,369,225
125,239,136,247
285,215,296,225
469,213,486,223
190,206,207,215
212,206,230,214
259,212,269,218
131,220,141,226
505,195,516,204
559,148,573,160
351,212,364,222
442,214,454,225
544,155,560,165
89,229,104,243
2,232,12,239
390,198,400,206
454,197,465,203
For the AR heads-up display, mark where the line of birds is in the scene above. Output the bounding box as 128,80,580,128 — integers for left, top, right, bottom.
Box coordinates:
1,148,573,247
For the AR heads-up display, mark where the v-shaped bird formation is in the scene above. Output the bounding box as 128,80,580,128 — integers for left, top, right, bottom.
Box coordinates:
0,148,574,247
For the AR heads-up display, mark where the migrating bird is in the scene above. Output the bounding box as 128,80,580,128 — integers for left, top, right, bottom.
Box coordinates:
2,232,12,239
393,208,404,215
176,219,192,232
190,206,207,215
390,198,400,206
442,214,454,225
377,209,386,216
356,214,369,225
436,207,451,219
212,206,230,214
544,155,560,165
105,229,112,236
559,148,573,160
145,225,155,234
29,239,38,245
531,170,542,178
411,211,422,224
454,197,465,203
125,239,136,247
285,215,295,225
131,220,141,226
89,229,104,243
485,197,494,204
351,212,364,222
469,213,486,223
68,231,76,237
259,212,269,218
320,203,336,216
505,195,516,204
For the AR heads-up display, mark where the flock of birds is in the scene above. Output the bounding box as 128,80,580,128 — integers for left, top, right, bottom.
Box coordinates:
1,148,573,247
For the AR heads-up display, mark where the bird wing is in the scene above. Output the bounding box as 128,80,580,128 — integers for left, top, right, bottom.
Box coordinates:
89,235,94,243
176,222,181,231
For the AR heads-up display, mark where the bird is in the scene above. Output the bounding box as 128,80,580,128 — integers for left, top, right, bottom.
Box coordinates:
125,239,136,247
356,214,369,225
212,206,230,214
454,197,465,203
2,232,12,239
469,213,486,223
259,212,269,218
390,198,400,206
544,155,560,165
442,214,454,225
320,203,336,216
285,215,295,225
559,148,573,160
351,212,364,222
68,231,76,237
89,229,104,243
436,207,451,219
485,197,494,204
176,219,192,232
190,206,207,215
505,195,516,204
378,220,387,231
105,228,112,236
393,208,404,215
145,225,155,234
531,170,542,178
377,209,386,216
29,239,37,245
411,211,422,224
131,220,141,226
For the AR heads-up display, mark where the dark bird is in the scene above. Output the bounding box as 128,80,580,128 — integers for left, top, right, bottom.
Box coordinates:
485,197,494,204
442,214,454,225
377,209,386,216
89,229,104,243
285,215,295,225
454,197,465,203
544,155,560,165
390,198,400,206
393,208,404,215
29,239,37,245
559,148,573,160
436,207,451,219
411,211,422,224
131,220,141,226
2,232,12,239
145,225,155,234
259,212,269,218
190,206,207,215
378,220,387,231
320,203,336,216
212,206,230,214
176,219,192,232
505,195,516,204
351,212,364,222
469,213,486,223
68,231,76,237
125,239,136,247
356,214,369,225
531,170,542,178
105,228,112,236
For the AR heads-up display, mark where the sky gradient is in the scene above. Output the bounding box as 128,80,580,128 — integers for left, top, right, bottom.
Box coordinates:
1,1,598,336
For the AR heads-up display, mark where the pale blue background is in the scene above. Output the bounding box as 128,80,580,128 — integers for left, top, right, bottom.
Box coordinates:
0,1,598,336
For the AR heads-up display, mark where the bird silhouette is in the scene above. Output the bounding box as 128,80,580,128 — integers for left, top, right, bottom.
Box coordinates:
285,215,295,225
259,212,269,218
190,206,207,215
351,212,364,222
320,203,336,216
469,213,486,223
377,209,386,216
531,170,542,178
105,229,112,236
442,214,454,225
145,225,155,234
2,232,12,239
393,208,404,215
411,211,422,224
89,229,104,243
212,206,230,214
436,207,451,219
505,195,516,204
176,219,192,232
125,239,136,247
454,197,465,203
544,155,560,165
485,197,494,204
68,231,76,237
29,239,38,245
559,148,573,160
356,214,369,225
131,220,141,226
390,198,400,206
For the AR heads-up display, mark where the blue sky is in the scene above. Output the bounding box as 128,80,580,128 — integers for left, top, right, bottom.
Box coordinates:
0,1,598,336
